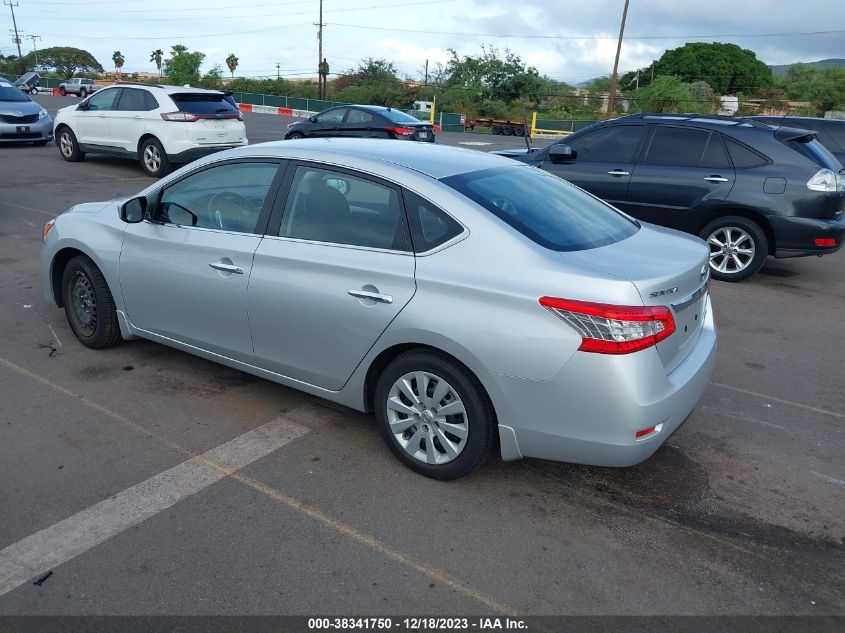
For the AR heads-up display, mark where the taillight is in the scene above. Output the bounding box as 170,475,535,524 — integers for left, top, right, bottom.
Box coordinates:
815,238,836,247
388,126,415,136
161,112,199,122
539,297,676,354
807,168,845,192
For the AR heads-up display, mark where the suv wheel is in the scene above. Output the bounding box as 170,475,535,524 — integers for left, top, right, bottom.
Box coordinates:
374,350,495,480
57,127,85,162
139,138,172,177
700,216,768,282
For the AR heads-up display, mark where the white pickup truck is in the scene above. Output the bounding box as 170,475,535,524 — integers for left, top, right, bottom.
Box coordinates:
58,78,102,97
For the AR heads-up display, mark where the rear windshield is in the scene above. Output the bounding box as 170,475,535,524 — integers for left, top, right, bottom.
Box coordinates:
381,108,424,124
784,137,843,171
441,165,639,252
170,93,240,115
0,85,30,103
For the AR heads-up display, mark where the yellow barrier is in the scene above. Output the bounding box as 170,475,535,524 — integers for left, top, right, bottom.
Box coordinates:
530,111,574,137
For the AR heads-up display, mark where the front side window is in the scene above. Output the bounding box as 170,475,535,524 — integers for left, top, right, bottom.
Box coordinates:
158,162,279,233
315,108,348,124
565,125,645,163
441,165,639,252
280,166,408,251
86,89,120,112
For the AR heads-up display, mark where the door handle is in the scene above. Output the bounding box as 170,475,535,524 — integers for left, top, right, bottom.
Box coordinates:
209,262,244,274
607,169,630,176
347,289,393,304
704,176,729,183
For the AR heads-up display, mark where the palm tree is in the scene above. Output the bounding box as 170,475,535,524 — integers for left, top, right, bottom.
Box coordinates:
112,51,125,80
225,53,239,79
150,49,164,79
171,44,188,58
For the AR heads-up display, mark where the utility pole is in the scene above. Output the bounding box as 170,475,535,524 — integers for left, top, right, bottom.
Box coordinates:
276,62,280,80
424,59,429,86
314,0,325,99
4,0,21,58
605,0,630,119
26,33,40,68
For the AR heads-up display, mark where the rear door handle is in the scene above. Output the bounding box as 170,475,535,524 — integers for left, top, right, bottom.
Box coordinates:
704,176,729,183
348,289,393,304
607,169,630,176
209,262,244,274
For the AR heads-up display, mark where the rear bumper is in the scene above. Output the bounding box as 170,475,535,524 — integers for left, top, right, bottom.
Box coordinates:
771,214,845,258
168,140,248,164
0,117,53,143
487,295,717,467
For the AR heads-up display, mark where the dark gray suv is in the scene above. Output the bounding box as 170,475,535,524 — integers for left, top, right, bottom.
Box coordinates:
499,114,845,281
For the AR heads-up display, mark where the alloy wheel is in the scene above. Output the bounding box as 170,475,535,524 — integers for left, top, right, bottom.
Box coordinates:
386,371,468,465
707,226,755,274
143,144,161,173
60,132,74,158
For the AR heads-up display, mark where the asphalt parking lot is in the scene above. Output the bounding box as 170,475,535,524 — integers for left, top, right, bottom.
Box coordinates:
0,94,843,617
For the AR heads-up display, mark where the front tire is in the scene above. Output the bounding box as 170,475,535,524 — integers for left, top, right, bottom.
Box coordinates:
374,350,495,480
700,215,768,282
57,127,85,162
61,255,122,349
139,137,172,177
286,131,304,140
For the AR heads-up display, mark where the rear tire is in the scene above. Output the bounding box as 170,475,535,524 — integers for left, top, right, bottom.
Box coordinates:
61,255,122,349
491,125,501,135
57,127,85,162
59,87,67,96
139,137,172,177
374,350,495,480
699,215,768,282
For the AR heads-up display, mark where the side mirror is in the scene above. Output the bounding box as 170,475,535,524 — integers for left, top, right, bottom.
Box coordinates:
309,115,317,123
548,144,574,163
77,101,89,111
120,197,146,223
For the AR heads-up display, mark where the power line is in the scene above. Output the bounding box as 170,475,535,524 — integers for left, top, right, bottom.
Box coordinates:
325,23,845,40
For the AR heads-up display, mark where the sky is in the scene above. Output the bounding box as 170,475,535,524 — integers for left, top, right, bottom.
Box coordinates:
3,0,844,84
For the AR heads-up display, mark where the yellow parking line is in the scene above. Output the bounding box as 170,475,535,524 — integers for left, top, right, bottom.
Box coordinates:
0,355,516,615
711,382,842,418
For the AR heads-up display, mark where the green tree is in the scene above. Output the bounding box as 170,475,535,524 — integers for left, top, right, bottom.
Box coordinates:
170,44,188,57
334,58,404,106
634,75,696,113
23,46,103,78
652,42,772,94
150,49,164,78
112,51,125,80
198,64,223,89
225,53,239,78
444,46,546,104
163,48,205,86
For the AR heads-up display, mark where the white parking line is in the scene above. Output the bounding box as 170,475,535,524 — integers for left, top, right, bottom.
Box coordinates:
0,417,309,596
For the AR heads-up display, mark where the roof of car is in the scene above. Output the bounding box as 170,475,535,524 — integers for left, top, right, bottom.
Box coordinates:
107,82,226,95
224,137,519,179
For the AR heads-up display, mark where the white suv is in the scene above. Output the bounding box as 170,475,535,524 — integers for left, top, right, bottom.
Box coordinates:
53,84,248,177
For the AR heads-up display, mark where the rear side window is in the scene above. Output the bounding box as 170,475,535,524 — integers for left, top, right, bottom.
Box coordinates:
724,138,768,168
643,127,710,167
346,109,374,124
701,134,731,168
170,93,240,116
117,88,157,112
441,165,638,252
565,125,645,163
381,109,422,124
402,190,464,253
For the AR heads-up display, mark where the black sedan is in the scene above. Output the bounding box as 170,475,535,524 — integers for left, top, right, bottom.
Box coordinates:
285,104,435,142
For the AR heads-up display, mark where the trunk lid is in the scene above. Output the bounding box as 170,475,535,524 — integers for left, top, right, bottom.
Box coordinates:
561,223,710,372
185,118,245,145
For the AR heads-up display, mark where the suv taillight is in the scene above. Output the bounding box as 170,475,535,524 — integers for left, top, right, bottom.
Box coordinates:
807,168,845,192
539,297,675,354
161,112,199,122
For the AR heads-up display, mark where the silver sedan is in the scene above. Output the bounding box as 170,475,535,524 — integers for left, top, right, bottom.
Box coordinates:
41,139,716,479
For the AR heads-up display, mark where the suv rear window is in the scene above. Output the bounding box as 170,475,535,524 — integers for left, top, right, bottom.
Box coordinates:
170,93,240,116
782,137,842,170
441,165,638,252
